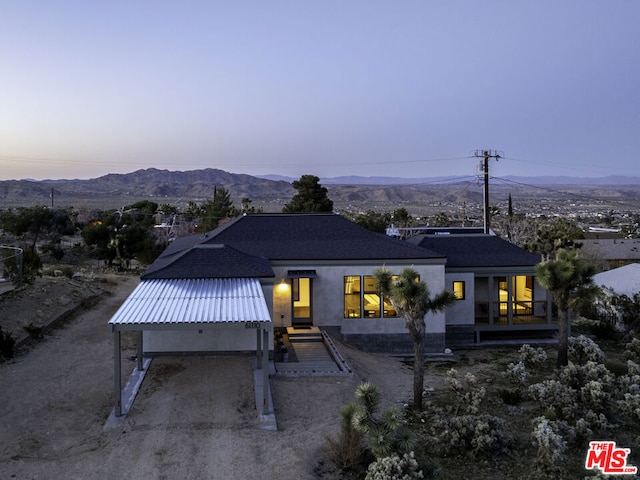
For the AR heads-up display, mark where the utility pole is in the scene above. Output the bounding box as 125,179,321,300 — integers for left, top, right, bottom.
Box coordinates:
473,149,502,234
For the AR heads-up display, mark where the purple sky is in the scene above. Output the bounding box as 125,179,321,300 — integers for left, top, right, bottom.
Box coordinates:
1,1,639,180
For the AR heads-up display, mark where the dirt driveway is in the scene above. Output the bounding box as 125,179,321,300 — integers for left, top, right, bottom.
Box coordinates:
0,275,414,480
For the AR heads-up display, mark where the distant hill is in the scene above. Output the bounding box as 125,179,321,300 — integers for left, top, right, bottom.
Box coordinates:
260,174,640,186
1,168,639,214
0,168,295,209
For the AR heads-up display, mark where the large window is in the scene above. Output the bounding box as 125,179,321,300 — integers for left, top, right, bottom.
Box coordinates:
497,275,534,315
344,276,361,317
363,276,380,317
344,275,398,318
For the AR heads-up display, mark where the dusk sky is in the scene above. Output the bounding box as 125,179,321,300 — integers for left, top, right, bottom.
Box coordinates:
1,1,639,181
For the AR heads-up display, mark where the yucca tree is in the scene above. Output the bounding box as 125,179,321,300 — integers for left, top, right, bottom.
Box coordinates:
374,267,457,410
536,248,596,367
351,382,414,459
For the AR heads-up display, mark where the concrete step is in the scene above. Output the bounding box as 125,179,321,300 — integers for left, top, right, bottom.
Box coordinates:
275,331,353,376
286,326,321,338
289,335,323,342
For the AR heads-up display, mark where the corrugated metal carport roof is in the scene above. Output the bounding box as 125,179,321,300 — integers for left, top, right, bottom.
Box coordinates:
108,278,271,331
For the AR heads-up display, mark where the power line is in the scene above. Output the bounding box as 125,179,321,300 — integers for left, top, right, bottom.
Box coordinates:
503,156,638,175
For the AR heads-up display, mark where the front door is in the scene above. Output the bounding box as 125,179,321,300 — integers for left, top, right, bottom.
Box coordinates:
292,277,312,325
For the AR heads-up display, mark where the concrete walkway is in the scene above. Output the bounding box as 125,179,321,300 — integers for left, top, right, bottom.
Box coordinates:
275,327,353,376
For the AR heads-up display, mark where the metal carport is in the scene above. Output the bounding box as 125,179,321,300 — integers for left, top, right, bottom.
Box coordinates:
108,277,273,417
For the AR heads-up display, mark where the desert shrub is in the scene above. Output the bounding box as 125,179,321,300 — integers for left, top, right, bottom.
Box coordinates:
501,360,529,405
624,337,640,362
612,292,640,334
530,361,614,425
427,369,507,458
568,335,606,364
43,265,74,278
579,380,611,413
527,343,622,472
365,451,423,480
618,393,640,423
0,326,16,360
558,362,615,403
580,410,611,433
445,369,485,415
518,344,548,372
503,360,529,387
434,414,506,458
531,416,574,474
617,360,640,423
529,379,578,420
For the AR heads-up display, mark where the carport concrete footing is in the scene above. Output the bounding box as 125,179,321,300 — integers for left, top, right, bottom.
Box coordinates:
104,357,152,430
254,360,277,431
104,357,278,431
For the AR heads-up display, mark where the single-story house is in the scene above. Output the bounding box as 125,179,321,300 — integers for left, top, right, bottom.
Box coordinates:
110,213,451,355
109,214,554,358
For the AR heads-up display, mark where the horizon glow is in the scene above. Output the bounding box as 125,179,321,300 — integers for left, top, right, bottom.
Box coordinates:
1,2,639,181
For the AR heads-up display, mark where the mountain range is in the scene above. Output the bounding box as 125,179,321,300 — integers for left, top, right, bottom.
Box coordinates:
1,168,639,213
261,174,640,186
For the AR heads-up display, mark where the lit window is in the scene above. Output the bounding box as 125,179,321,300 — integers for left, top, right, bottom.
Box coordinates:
344,275,400,319
453,281,465,300
344,276,361,318
363,276,381,317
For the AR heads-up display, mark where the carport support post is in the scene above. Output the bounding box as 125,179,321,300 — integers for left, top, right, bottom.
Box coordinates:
136,331,143,371
256,328,262,367
114,330,122,417
262,328,270,414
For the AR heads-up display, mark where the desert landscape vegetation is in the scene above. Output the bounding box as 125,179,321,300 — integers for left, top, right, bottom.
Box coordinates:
1,169,640,479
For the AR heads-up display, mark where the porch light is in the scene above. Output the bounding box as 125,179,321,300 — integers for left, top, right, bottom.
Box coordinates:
278,279,289,292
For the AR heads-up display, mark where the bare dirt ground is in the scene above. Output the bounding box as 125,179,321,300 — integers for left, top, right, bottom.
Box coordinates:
0,274,420,480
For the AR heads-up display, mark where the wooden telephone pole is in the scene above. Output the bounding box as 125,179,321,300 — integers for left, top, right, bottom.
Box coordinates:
473,150,502,234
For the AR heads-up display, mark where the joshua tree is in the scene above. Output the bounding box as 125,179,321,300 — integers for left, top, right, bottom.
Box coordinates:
536,248,596,367
374,267,457,410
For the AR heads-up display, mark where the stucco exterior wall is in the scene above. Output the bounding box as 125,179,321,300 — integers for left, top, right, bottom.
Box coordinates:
144,325,273,354
444,272,475,326
270,261,448,352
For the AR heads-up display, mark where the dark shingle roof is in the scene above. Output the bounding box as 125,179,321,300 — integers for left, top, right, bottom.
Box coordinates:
142,244,274,280
200,213,443,261
144,213,447,279
409,234,541,268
